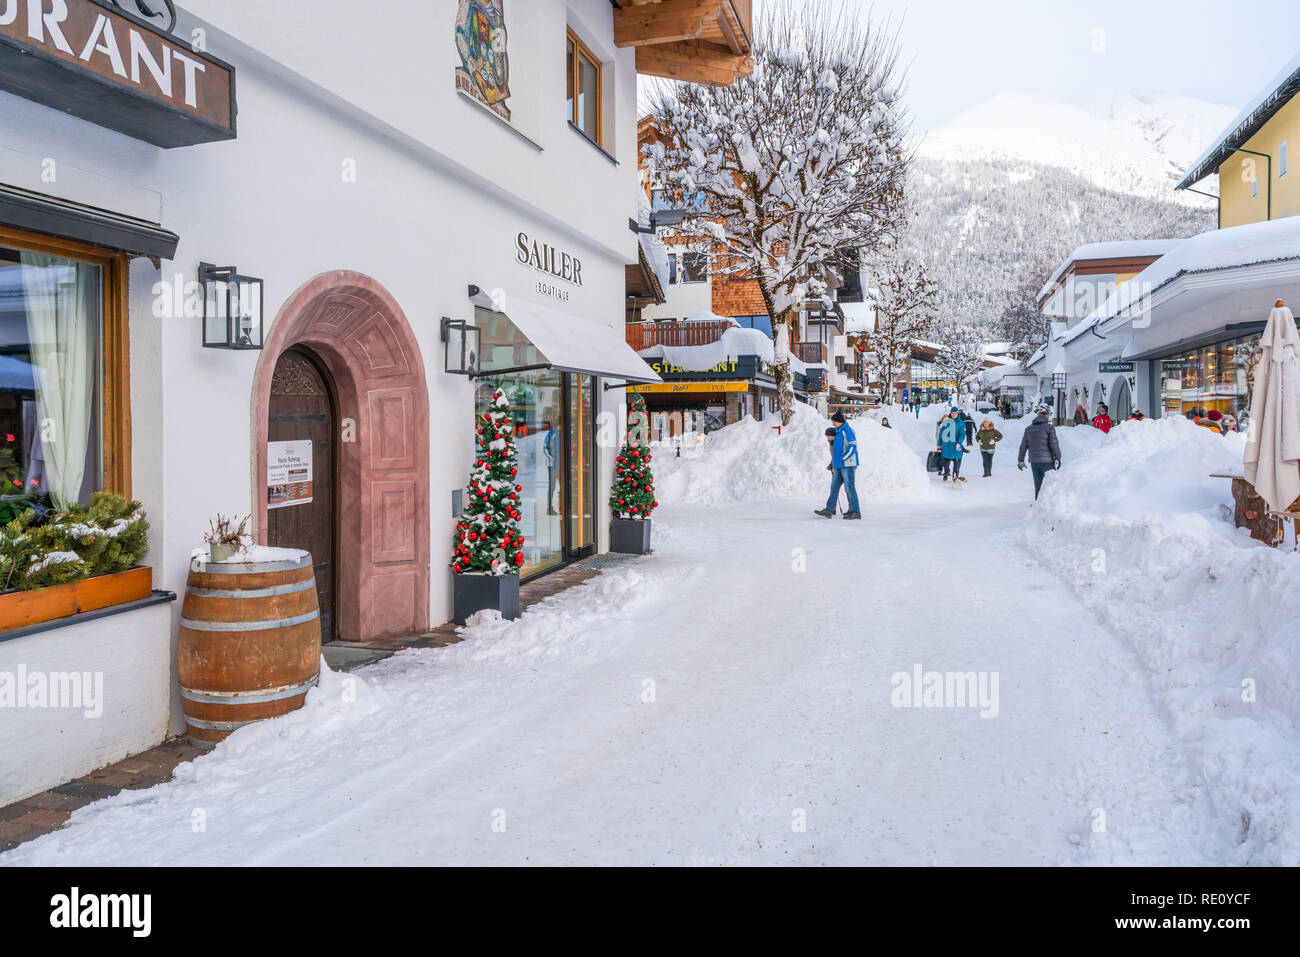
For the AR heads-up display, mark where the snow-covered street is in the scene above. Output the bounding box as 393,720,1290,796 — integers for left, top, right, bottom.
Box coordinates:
10,406,1288,867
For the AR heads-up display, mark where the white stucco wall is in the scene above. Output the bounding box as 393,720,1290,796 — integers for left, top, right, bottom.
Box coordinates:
641,276,714,322
0,603,173,806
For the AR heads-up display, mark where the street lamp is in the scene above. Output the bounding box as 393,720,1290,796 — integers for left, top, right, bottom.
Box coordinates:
1051,366,1068,425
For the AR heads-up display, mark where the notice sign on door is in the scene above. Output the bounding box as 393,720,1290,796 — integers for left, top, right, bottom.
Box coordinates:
268,440,313,510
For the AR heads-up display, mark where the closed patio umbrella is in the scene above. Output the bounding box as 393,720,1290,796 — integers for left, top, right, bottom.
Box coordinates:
1243,302,1300,513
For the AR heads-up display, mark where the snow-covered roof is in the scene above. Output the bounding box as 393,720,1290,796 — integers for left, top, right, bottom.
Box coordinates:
1178,51,1300,190
637,326,807,375
1063,216,1300,344
1025,344,1048,369
977,362,1034,386
685,308,739,325
1036,240,1186,304
839,301,875,334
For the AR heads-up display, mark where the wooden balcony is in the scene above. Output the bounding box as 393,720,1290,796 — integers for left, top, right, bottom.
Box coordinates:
626,319,733,351
793,341,828,365
613,0,753,86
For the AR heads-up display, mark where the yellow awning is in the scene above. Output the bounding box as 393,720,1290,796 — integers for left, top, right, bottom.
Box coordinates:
631,381,749,394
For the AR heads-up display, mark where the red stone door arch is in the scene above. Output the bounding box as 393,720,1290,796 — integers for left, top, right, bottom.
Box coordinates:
253,271,430,641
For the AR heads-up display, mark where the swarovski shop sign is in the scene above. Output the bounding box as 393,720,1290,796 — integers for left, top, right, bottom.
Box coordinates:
0,0,236,148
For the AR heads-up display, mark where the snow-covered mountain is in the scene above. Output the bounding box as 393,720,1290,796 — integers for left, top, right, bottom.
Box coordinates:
906,93,1237,338
914,93,1237,202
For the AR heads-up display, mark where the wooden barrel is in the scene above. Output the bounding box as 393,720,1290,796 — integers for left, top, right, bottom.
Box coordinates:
178,553,321,750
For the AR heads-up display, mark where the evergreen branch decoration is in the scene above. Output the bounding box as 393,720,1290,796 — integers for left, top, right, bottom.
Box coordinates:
0,492,150,592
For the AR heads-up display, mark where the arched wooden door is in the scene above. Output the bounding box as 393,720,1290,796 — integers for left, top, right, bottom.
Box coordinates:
267,348,337,643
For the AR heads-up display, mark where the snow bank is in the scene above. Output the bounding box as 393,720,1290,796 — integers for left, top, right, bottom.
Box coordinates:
1021,416,1300,864
194,657,387,762
654,405,930,506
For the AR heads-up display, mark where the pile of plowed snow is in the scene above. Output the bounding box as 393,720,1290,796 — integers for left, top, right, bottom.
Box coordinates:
1021,414,1300,865
653,405,930,506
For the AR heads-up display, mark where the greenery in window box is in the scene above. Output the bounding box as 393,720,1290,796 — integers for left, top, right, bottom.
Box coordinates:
0,493,150,593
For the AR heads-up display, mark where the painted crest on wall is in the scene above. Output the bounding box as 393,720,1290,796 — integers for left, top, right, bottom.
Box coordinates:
455,0,511,121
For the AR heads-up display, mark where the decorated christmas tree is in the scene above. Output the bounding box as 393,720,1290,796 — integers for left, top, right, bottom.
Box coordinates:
610,391,658,520
451,389,524,577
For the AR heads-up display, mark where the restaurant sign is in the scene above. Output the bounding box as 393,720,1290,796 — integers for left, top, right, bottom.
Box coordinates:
632,381,749,395
644,356,759,380
0,0,236,148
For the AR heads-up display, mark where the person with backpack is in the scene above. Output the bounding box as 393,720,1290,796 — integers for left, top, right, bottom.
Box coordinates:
1017,404,1062,500
815,412,861,520
936,408,967,484
975,418,1003,477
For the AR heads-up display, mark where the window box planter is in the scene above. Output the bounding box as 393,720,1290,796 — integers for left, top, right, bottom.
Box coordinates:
0,565,153,631
452,571,520,625
610,518,652,555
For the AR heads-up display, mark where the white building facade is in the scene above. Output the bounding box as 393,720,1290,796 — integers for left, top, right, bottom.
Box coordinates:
0,0,660,804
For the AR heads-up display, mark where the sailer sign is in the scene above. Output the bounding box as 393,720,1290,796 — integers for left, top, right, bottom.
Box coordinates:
0,0,236,148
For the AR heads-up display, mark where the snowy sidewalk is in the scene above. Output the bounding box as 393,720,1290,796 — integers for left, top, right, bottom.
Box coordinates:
2,453,1226,866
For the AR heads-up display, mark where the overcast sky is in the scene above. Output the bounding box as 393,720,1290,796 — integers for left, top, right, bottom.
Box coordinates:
797,0,1300,133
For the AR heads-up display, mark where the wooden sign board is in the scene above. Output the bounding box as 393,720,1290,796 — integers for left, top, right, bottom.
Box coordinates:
0,0,236,148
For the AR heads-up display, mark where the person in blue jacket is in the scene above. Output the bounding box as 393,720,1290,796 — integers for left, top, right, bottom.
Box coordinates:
815,412,861,520
936,407,966,483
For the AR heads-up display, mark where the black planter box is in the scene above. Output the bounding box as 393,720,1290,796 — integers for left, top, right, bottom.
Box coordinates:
610,518,652,555
453,571,520,624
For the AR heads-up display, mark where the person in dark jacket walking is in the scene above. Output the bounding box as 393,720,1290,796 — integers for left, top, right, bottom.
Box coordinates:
975,418,1003,477
961,410,975,449
1017,405,1062,500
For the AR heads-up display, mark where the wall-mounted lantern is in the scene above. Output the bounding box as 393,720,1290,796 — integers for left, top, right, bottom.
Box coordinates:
1051,366,1068,426
200,262,263,350
441,317,480,376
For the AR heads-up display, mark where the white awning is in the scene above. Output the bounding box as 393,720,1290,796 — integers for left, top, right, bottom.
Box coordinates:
472,290,662,385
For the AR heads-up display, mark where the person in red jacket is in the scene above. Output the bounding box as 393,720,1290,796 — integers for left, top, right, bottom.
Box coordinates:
1092,402,1113,434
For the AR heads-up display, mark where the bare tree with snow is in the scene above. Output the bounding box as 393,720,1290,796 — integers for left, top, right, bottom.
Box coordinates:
997,272,1053,362
863,249,937,403
644,0,909,424
934,320,988,401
